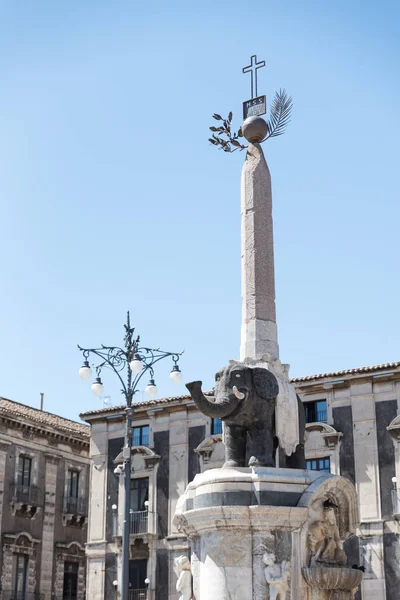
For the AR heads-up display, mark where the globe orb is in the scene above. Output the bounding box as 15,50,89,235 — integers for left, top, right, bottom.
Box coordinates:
241,116,268,143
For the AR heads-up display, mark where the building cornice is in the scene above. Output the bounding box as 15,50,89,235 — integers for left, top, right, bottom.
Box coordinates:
0,415,89,449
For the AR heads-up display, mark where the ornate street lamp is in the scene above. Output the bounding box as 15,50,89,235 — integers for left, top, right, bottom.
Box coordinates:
78,312,183,600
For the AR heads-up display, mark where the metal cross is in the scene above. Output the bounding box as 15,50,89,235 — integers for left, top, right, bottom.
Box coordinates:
242,55,266,99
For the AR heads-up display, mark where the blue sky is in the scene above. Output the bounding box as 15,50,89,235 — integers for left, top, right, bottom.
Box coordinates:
0,1,399,421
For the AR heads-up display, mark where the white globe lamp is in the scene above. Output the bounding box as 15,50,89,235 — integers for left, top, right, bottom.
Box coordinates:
91,377,104,397
170,365,182,384
129,353,143,374
145,379,158,398
78,360,92,381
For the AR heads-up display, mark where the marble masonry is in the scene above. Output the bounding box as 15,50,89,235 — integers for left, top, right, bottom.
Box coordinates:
174,467,361,599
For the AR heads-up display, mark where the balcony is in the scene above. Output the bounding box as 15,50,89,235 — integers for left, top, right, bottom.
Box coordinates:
62,496,87,527
63,496,87,516
11,484,41,505
130,510,148,535
0,592,45,600
128,590,147,600
10,484,42,518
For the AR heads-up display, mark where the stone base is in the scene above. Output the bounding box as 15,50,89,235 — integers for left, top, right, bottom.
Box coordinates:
173,467,362,600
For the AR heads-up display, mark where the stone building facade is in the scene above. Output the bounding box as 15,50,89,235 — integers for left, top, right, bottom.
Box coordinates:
81,360,400,600
0,397,90,600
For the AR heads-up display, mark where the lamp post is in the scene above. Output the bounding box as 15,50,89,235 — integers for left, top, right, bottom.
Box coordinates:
78,312,183,600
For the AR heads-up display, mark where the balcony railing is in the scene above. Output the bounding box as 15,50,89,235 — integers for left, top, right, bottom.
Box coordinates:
10,484,42,506
128,590,147,600
0,592,45,600
305,410,327,424
392,489,400,516
63,495,88,516
129,510,148,535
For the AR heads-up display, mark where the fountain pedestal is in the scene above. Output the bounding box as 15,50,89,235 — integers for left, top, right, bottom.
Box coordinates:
173,467,362,600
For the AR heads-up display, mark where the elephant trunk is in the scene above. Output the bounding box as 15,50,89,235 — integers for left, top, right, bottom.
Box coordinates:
186,381,240,419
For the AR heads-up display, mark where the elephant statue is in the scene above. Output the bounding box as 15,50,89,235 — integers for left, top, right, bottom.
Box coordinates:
186,361,305,469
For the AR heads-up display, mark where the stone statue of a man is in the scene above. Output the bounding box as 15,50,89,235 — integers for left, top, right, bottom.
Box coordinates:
263,552,290,600
175,555,192,600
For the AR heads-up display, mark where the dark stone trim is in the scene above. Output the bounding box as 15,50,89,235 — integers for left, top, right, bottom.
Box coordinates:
154,431,170,539
106,437,124,540
188,425,205,483
155,549,169,600
190,489,302,510
104,552,117,600
333,406,356,484
376,400,397,520
383,531,400,600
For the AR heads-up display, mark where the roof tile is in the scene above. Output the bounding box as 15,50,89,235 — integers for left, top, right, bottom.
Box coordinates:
0,397,89,440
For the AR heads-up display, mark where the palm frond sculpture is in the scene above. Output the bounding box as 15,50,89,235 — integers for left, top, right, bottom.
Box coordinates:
265,89,293,140
208,89,293,153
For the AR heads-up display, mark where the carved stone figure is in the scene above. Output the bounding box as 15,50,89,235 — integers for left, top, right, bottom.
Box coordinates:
175,555,192,600
308,501,347,568
263,552,290,600
186,361,305,468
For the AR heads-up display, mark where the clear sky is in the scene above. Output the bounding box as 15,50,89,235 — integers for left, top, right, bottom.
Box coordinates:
0,0,399,421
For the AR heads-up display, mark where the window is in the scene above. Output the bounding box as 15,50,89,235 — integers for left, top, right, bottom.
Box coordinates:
63,561,78,600
13,554,28,598
130,478,149,512
67,471,79,499
66,470,80,513
129,559,147,591
306,457,331,473
211,418,223,435
18,456,32,489
304,400,327,424
132,425,150,447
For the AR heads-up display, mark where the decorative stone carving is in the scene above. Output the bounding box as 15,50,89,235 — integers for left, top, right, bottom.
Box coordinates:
300,477,362,599
354,422,373,439
302,567,362,599
305,422,343,448
114,446,160,470
10,501,41,519
194,434,223,463
308,501,347,568
175,555,192,600
54,542,86,600
92,455,106,470
263,552,290,600
1,533,40,595
270,359,299,456
387,414,400,441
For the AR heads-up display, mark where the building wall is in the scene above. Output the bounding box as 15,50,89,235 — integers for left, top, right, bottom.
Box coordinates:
0,411,89,600
83,366,400,600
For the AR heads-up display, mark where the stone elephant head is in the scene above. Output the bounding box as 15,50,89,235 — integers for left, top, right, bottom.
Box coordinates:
186,362,279,423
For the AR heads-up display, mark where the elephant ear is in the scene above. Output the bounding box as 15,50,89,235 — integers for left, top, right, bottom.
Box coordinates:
252,367,279,399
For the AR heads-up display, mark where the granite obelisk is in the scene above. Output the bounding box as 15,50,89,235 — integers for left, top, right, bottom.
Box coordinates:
240,136,279,362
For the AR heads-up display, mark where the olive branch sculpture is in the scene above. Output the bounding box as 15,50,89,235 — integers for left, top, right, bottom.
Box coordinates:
208,89,293,153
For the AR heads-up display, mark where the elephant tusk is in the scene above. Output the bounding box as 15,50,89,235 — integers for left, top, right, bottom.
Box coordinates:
233,386,245,400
